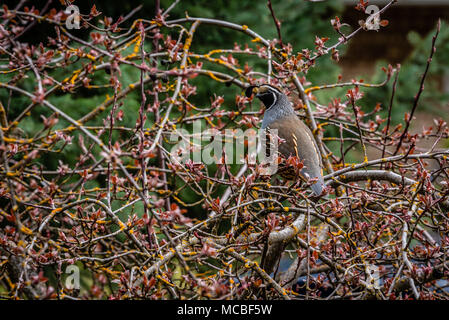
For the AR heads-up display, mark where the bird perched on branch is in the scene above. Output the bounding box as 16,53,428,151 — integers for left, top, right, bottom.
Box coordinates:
246,84,324,195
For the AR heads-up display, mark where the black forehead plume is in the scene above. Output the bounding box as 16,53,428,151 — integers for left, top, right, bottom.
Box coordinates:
245,85,258,98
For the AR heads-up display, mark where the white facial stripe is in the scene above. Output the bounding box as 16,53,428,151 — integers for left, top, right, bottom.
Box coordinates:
268,91,277,109
260,84,282,95
257,85,280,110
271,87,282,95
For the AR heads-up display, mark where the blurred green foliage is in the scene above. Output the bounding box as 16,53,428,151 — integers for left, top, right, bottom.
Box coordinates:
361,20,449,124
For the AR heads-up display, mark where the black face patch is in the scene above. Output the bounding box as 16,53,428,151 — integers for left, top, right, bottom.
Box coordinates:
257,91,276,108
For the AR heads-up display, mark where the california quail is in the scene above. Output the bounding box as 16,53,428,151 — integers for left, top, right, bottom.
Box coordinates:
246,84,324,195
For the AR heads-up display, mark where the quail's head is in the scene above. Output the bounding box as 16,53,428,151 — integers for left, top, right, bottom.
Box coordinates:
245,84,285,109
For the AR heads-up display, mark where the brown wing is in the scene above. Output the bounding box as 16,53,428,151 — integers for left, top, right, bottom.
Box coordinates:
266,115,324,194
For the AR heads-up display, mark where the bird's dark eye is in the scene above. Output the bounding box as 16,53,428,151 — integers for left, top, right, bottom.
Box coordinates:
258,91,275,108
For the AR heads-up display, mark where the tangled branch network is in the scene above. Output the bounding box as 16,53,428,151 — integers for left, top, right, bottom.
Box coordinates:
0,0,449,300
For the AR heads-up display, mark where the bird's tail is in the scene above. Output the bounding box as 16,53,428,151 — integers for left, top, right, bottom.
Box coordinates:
300,168,324,196
311,180,323,196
